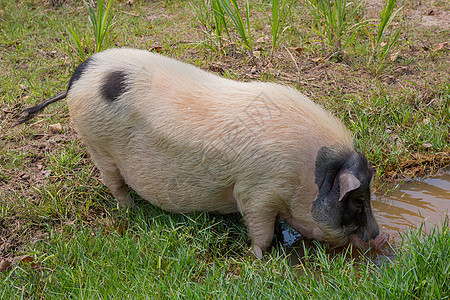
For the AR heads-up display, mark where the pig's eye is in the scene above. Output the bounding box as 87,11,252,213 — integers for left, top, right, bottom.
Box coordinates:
351,199,364,212
341,198,365,227
354,200,364,208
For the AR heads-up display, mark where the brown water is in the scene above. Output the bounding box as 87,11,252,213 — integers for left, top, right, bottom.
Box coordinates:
373,172,450,244
277,172,450,265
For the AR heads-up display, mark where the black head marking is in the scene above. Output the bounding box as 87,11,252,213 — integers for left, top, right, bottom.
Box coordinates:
101,70,129,102
67,57,93,91
312,145,376,238
314,146,373,203
314,145,348,197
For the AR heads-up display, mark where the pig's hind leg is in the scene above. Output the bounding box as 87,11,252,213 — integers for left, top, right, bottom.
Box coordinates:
86,144,133,208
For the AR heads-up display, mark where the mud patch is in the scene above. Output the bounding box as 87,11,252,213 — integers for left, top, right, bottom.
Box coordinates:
0,124,103,261
0,217,49,261
0,127,82,195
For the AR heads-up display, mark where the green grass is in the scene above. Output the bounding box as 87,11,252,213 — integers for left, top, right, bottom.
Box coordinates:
305,0,364,55
328,84,450,178
63,0,114,62
0,0,449,298
220,0,253,53
270,0,291,54
1,210,448,298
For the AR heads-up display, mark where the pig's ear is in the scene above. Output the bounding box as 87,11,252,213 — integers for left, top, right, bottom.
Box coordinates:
338,172,361,201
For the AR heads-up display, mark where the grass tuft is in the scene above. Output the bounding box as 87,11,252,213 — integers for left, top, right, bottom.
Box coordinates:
219,0,253,53
305,0,364,54
366,0,403,73
64,0,114,62
270,0,291,54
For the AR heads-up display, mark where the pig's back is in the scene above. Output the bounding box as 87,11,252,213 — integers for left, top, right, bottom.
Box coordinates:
65,48,353,213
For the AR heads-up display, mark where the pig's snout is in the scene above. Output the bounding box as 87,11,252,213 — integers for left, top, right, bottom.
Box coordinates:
359,229,380,243
349,231,389,251
369,231,389,250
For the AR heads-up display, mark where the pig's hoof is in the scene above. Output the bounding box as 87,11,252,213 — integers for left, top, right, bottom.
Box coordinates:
118,195,135,209
251,245,263,260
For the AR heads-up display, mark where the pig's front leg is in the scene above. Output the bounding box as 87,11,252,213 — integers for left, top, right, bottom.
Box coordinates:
243,207,277,259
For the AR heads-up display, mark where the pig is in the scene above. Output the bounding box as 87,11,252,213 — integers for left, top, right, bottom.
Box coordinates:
15,48,389,255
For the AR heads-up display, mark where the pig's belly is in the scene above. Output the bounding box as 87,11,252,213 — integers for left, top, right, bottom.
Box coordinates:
114,147,239,214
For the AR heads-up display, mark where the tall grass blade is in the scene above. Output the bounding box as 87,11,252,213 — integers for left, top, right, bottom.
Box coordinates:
65,25,86,62
245,0,251,49
305,0,364,54
85,0,114,53
219,0,253,53
63,0,114,62
192,0,230,52
271,0,291,54
368,0,402,72
211,0,230,47
99,0,113,52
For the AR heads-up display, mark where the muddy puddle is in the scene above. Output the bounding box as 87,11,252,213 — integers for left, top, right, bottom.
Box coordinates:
372,172,450,243
277,172,450,265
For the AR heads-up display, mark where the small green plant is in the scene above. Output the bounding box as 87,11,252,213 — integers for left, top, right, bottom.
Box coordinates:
191,0,211,34
219,0,253,54
270,0,291,54
193,0,254,54
192,0,229,52
305,0,364,54
64,0,114,62
366,0,402,73
211,0,230,48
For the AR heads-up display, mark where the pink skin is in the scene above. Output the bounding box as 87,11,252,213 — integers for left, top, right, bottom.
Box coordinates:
349,231,390,251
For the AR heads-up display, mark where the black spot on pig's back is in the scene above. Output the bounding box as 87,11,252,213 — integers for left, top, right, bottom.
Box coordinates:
101,71,129,102
67,57,93,91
